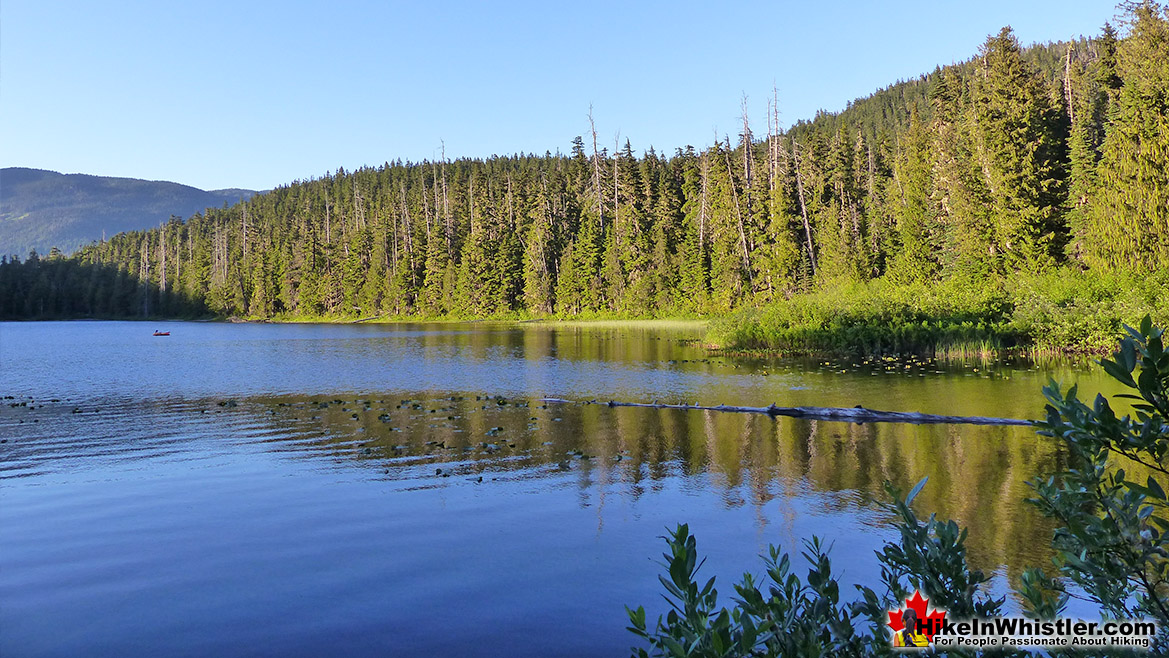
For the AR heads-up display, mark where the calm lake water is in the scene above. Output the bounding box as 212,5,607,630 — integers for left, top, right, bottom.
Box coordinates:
0,320,1117,657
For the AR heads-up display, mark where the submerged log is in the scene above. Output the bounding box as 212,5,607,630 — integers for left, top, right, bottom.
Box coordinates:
539,398,1031,427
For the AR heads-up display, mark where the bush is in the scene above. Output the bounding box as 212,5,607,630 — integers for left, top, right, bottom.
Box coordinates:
627,480,1006,657
1029,315,1169,625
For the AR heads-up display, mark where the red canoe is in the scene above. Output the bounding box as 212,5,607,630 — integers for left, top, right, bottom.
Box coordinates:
153,331,170,336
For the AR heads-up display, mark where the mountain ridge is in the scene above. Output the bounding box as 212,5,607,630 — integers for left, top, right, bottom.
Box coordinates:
0,167,258,256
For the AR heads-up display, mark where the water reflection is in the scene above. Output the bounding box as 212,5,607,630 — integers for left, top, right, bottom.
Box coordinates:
110,391,1063,583
1,320,1116,417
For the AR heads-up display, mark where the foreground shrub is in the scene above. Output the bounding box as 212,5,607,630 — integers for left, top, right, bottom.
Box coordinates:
626,480,1005,657
1029,316,1169,626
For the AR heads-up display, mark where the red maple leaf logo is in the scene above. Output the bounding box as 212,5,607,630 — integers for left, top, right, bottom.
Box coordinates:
887,590,947,641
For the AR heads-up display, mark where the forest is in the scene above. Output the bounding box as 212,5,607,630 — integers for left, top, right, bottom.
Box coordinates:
3,4,1167,354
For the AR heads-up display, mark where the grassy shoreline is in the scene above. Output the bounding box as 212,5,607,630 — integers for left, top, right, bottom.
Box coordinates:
245,312,711,329
707,269,1169,357
13,269,1164,360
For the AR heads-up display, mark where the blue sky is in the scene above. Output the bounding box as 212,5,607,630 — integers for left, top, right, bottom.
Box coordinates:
1,1,1120,191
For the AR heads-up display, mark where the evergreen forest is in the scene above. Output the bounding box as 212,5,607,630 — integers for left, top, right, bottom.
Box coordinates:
3,4,1168,354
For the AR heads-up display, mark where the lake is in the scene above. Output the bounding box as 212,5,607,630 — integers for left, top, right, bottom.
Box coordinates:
0,320,1116,656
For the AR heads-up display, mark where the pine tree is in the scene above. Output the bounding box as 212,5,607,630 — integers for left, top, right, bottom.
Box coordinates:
887,105,940,282
930,67,995,276
971,27,1068,271
706,142,748,310
1083,3,1169,271
420,227,450,315
676,150,709,311
523,181,557,314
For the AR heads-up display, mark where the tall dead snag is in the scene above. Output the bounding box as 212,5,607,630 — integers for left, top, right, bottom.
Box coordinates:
768,85,779,197
441,141,451,258
324,188,332,245
613,132,621,249
399,181,416,287
173,223,180,287
421,173,432,241
158,224,167,296
468,175,476,236
507,173,515,231
139,238,151,316
389,188,399,270
241,203,249,265
588,106,604,232
722,136,753,285
740,95,753,252
431,160,442,256
792,138,817,276
699,151,709,250
353,183,366,230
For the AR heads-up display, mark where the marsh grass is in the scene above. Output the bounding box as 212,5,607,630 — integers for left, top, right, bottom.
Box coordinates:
709,269,1169,357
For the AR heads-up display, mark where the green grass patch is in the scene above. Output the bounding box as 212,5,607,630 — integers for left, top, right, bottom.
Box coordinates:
708,269,1169,357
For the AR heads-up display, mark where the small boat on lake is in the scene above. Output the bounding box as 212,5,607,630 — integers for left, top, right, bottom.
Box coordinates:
153,330,170,336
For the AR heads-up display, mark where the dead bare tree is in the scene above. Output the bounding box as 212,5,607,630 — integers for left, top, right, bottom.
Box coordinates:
613,131,621,249
158,224,167,296
768,85,780,197
740,94,754,239
324,189,332,245
699,150,709,249
139,239,150,316
507,172,515,231
441,141,451,258
241,203,249,264
722,136,754,285
792,138,817,276
399,181,416,287
588,106,604,232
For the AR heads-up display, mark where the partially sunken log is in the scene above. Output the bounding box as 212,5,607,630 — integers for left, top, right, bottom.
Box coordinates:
539,398,1032,427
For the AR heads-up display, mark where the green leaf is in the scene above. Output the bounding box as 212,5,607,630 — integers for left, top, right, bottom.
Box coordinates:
905,477,928,506
1148,477,1166,501
1121,338,1138,372
1101,358,1137,387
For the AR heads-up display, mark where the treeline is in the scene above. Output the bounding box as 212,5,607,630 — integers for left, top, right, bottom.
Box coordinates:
3,4,1167,322
0,248,191,319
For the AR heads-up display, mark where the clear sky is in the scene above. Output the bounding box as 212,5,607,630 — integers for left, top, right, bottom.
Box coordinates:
1,1,1121,192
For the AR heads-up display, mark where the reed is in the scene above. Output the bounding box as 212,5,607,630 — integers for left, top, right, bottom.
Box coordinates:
708,269,1169,358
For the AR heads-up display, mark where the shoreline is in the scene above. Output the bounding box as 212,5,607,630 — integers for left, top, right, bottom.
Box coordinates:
0,313,1117,361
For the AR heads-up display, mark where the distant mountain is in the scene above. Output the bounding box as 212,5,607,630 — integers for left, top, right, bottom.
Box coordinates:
0,168,258,257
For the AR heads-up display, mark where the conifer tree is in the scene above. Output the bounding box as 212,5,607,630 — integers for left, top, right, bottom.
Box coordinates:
706,142,748,310
887,105,940,282
930,67,995,276
676,150,710,311
1083,3,1169,271
522,182,557,314
971,27,1068,271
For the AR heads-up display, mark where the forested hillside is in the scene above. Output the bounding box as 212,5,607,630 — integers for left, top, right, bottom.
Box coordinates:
0,168,256,257
3,5,1167,351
